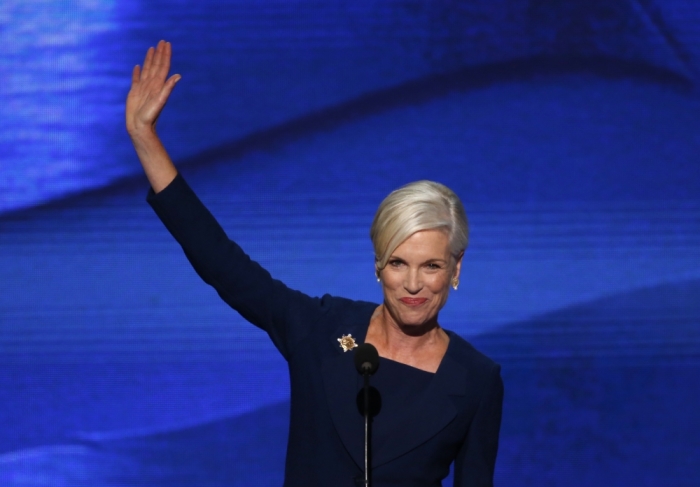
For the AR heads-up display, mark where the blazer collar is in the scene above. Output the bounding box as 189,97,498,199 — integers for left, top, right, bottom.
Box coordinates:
322,318,468,469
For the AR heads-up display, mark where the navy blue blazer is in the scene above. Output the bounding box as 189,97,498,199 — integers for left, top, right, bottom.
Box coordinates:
148,174,503,487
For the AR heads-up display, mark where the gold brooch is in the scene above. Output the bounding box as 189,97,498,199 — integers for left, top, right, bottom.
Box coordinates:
337,334,358,352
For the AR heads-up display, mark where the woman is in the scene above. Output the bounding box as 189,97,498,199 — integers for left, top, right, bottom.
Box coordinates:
127,40,503,487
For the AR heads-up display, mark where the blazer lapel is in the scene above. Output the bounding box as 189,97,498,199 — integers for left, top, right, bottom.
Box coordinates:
372,343,468,468
322,326,469,470
322,321,369,469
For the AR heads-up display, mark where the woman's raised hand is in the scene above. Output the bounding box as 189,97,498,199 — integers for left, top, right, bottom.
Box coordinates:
126,40,180,193
126,40,181,139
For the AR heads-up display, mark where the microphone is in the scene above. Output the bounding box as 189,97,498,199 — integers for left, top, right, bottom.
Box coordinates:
354,343,380,376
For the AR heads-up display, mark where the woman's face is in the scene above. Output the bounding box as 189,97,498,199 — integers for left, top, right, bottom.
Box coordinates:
378,229,461,331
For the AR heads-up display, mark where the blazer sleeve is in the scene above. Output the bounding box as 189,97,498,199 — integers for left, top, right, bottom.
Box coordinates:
146,173,330,361
453,363,504,487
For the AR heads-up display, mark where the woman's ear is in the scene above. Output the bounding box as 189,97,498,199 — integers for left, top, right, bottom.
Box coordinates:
453,251,464,280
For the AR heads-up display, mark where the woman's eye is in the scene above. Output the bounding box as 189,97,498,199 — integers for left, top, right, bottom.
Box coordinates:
389,260,403,267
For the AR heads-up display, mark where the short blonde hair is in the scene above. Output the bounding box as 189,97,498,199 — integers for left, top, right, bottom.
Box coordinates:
370,180,468,270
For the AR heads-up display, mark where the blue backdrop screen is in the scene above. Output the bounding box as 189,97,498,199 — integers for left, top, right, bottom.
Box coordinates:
1,1,699,485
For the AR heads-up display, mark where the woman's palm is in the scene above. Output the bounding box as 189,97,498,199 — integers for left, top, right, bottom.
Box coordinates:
126,40,180,136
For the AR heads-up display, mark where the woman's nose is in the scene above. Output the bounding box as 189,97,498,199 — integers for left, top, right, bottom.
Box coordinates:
404,269,422,293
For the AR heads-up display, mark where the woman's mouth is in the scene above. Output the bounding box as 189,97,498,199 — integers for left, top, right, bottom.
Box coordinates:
399,297,428,306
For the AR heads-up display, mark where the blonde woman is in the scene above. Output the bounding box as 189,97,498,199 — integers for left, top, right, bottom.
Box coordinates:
127,40,503,487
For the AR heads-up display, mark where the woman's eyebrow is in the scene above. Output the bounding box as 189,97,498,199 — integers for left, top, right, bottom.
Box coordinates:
388,256,406,262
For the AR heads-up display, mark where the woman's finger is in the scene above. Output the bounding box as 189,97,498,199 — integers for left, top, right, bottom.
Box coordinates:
142,46,155,78
151,40,170,83
131,65,141,86
152,41,163,70
161,42,172,82
156,41,168,78
152,41,164,82
158,73,181,104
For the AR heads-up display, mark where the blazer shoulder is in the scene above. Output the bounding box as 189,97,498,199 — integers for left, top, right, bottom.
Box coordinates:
317,295,379,323
447,331,500,376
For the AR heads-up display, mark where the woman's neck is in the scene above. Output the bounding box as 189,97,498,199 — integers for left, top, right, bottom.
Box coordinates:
365,305,449,373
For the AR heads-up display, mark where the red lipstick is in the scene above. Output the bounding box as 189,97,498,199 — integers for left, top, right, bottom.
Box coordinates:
399,297,428,306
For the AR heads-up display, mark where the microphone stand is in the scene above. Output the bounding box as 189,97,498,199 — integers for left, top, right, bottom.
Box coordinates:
363,369,372,487
354,343,379,487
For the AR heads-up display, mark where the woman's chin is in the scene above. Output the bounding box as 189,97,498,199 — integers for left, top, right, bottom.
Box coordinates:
382,302,440,334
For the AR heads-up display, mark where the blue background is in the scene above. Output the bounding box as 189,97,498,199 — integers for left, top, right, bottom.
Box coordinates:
1,1,699,485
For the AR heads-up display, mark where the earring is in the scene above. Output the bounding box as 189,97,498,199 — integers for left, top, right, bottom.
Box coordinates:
375,270,380,282
451,277,459,290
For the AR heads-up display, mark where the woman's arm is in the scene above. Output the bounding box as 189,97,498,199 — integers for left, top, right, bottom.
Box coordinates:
126,40,181,193
453,364,504,486
126,42,331,359
147,175,332,360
